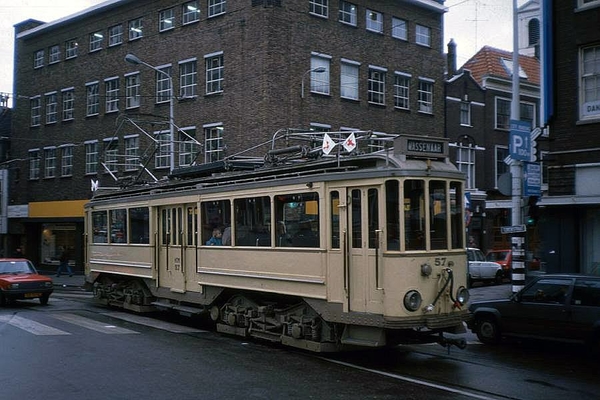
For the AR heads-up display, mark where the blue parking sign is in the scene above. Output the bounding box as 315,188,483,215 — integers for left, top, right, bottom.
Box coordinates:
509,120,531,161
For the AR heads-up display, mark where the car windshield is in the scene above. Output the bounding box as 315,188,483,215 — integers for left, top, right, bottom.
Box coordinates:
486,251,509,262
0,260,37,274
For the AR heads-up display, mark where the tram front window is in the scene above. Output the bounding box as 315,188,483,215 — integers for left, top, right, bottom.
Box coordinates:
430,181,448,250
404,180,425,250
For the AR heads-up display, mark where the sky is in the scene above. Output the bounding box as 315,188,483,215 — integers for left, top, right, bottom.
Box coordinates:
0,0,521,105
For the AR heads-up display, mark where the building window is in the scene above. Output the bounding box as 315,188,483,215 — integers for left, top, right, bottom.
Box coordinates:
311,55,330,95
61,145,73,177
62,88,75,121
179,128,200,167
528,18,540,46
45,92,58,124
86,82,100,116
155,131,171,169
393,72,410,109
180,59,197,98
205,125,224,162
392,17,407,40
125,135,140,171
416,24,431,47
30,97,41,126
85,142,98,175
208,0,226,17
129,18,143,40
44,147,56,178
338,1,356,26
581,45,600,121
495,97,535,129
495,146,509,187
65,39,78,59
206,53,224,94
310,0,328,18
460,101,471,126
183,1,200,24
89,32,103,52
105,78,119,113
340,60,359,100
49,45,60,64
156,66,172,103
418,79,433,113
455,142,475,189
366,10,383,33
108,24,123,46
520,102,535,127
125,73,140,109
159,8,175,32
368,67,386,105
29,150,40,180
104,139,119,173
34,50,44,68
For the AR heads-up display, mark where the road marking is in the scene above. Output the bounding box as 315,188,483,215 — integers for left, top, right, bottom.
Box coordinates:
51,313,139,334
0,314,70,336
102,311,207,333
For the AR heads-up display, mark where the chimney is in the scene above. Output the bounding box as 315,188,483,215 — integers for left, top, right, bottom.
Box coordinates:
447,39,457,76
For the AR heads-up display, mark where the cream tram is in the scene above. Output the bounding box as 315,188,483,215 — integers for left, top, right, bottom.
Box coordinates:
85,132,470,352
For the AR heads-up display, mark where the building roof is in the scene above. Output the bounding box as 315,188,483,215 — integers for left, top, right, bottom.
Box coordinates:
460,46,540,86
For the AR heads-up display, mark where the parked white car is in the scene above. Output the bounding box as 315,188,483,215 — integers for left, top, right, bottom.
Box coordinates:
467,248,503,287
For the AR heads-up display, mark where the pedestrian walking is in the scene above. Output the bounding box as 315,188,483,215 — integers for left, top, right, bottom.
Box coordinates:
56,247,73,277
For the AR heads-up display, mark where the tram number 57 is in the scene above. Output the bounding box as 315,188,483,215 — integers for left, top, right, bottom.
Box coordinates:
434,258,447,267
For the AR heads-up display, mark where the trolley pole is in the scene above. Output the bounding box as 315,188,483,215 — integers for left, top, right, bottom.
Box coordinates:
510,0,526,293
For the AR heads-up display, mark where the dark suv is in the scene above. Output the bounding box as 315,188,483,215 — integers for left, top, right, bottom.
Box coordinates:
468,274,600,350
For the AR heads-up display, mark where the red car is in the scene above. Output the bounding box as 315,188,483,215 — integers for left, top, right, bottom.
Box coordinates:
0,258,53,306
486,249,512,278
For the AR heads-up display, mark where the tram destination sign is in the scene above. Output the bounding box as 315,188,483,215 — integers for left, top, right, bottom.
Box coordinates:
395,135,449,159
501,225,526,234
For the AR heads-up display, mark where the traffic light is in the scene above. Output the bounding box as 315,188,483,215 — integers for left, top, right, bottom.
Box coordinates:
526,196,540,226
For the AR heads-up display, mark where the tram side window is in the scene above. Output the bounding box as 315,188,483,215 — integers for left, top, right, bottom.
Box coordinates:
92,211,108,243
404,180,425,250
235,196,271,246
385,180,401,251
275,192,319,248
201,200,231,246
368,189,379,249
430,180,448,250
330,191,340,248
186,206,198,246
110,209,128,243
351,189,362,248
129,207,149,244
450,181,464,249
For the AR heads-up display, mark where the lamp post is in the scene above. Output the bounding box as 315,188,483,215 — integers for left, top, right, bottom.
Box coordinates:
301,67,327,98
125,53,175,173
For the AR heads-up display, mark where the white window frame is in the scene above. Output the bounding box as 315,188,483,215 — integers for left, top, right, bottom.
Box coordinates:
49,45,60,64
393,72,410,110
159,8,175,32
455,143,476,189
179,127,200,167
29,149,40,180
392,17,407,41
65,39,78,59
180,59,198,98
417,78,434,114
62,88,75,121
44,147,56,178
310,0,328,18
105,77,120,113
494,145,509,188
86,82,100,116
338,1,357,26
311,54,331,95
460,101,471,126
45,92,58,124
85,141,98,175
154,130,172,169
204,124,224,163
580,44,600,121
125,135,140,171
340,59,359,100
368,66,386,105
205,52,224,94
366,10,383,33
208,0,226,18
90,32,103,52
34,50,44,68
30,96,41,127
104,138,119,173
129,18,143,40
60,145,73,177
155,65,172,104
416,24,431,47
108,24,123,46
183,1,200,24
125,73,141,109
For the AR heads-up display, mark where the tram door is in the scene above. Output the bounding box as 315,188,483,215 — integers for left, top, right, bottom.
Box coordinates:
345,187,384,314
158,205,187,293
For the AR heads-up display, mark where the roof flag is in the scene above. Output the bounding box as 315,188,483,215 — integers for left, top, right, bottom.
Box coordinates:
342,132,357,152
322,133,336,155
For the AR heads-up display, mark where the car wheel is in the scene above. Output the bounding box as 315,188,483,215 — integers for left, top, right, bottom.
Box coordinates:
494,271,503,285
40,294,50,306
475,316,501,344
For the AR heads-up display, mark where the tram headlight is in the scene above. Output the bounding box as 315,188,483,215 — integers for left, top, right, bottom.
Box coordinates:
456,286,470,306
403,290,422,312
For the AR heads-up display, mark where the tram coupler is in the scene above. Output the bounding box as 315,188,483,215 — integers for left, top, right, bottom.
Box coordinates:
437,334,467,354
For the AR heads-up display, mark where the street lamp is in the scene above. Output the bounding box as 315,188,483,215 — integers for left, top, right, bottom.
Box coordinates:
301,67,327,98
125,53,175,173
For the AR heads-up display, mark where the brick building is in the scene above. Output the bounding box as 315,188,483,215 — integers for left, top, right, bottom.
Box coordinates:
10,0,447,271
